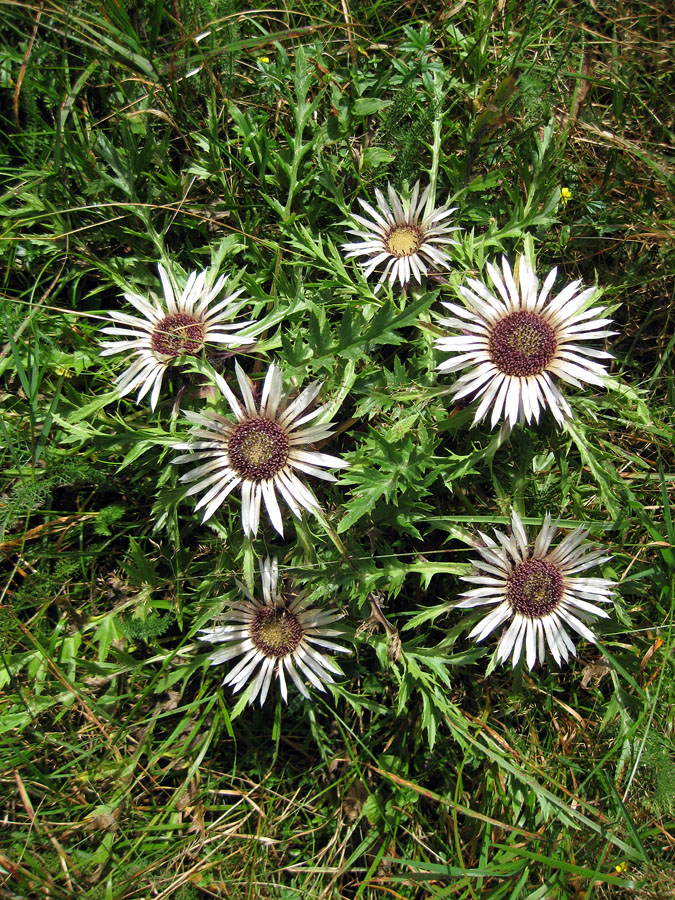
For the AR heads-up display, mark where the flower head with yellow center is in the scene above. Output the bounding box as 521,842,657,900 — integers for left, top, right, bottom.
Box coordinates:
435,255,617,429
342,182,460,290
173,362,348,537
199,557,349,705
454,509,615,669
101,263,254,410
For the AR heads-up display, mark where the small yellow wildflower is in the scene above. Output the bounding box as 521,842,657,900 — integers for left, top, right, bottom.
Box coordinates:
560,187,572,207
258,56,270,64
615,861,628,874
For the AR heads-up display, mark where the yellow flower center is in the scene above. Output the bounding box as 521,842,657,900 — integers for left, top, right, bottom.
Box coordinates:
240,431,275,466
251,608,303,658
259,616,294,649
386,226,422,258
522,570,554,605
508,322,546,356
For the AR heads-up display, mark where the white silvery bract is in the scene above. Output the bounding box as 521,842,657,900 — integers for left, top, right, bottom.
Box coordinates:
100,263,254,410
435,256,616,429
455,509,615,669
173,362,348,537
199,557,349,706
342,182,460,289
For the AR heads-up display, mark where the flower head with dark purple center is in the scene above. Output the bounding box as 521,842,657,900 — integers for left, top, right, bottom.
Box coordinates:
455,509,615,669
199,557,349,706
435,256,616,429
173,362,348,537
101,263,254,410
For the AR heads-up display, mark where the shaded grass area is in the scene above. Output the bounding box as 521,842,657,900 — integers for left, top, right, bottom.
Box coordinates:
1,0,675,897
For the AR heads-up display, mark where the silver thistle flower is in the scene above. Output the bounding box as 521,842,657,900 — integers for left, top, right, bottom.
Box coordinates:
343,182,460,289
455,509,615,669
173,362,348,537
101,264,254,410
436,256,616,428
200,557,349,706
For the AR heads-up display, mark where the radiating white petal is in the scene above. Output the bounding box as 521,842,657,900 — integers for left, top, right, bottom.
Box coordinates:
467,600,511,640
261,363,283,418
525,620,537,669
277,381,323,428
285,657,310,697
235,361,258,416
542,615,563,664
510,510,529,556
262,479,284,535
497,616,523,662
533,513,555,557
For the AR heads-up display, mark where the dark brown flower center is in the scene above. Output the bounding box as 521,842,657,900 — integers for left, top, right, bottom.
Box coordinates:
151,313,205,358
507,558,564,617
385,225,422,258
489,311,557,376
250,606,303,658
228,418,289,481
